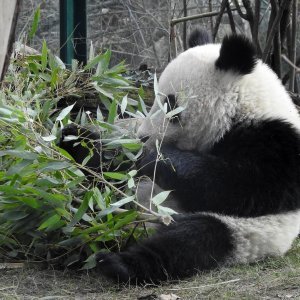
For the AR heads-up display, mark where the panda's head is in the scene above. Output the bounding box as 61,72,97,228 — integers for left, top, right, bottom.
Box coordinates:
138,30,300,152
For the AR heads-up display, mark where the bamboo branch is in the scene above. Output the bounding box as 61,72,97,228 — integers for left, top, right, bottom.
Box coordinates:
168,24,177,61
268,0,281,76
252,0,261,54
209,0,214,33
262,0,292,62
289,0,298,92
183,0,187,51
282,55,300,73
273,30,282,78
266,0,277,38
282,56,300,84
289,92,300,107
294,79,299,93
242,0,254,23
226,1,236,34
170,8,237,26
213,0,228,41
73,196,161,224
232,0,249,20
279,1,291,46
169,7,237,60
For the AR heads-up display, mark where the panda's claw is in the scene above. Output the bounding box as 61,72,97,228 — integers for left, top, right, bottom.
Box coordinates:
96,253,131,283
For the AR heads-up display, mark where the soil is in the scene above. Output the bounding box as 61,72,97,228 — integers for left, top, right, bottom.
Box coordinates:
1,239,300,300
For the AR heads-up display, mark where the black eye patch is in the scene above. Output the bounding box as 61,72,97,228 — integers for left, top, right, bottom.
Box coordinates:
166,94,177,111
165,94,181,123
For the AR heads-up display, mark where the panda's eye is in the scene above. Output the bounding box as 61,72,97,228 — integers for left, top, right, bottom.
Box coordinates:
165,94,177,112
165,94,180,123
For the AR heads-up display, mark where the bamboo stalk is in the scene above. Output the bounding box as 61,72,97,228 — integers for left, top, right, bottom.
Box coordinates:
170,8,237,26
212,0,228,41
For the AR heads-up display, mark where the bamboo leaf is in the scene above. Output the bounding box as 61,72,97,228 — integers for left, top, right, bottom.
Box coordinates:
38,214,61,230
40,161,71,171
106,139,140,146
29,6,41,40
42,135,56,142
108,99,117,124
166,106,186,118
128,177,135,189
151,191,172,206
56,104,75,121
111,196,134,207
94,85,114,99
120,94,128,115
0,150,38,160
114,210,138,229
157,205,178,216
3,211,29,221
68,191,92,226
103,172,127,180
82,253,97,270
96,196,134,218
41,40,48,70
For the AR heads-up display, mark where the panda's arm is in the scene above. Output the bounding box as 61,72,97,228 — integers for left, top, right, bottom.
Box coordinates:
140,119,300,217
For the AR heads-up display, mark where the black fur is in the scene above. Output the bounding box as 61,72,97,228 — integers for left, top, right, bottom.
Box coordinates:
165,94,181,123
59,118,300,283
188,28,212,48
215,35,257,75
59,124,102,173
58,124,130,174
139,119,300,217
97,214,234,283
166,94,177,111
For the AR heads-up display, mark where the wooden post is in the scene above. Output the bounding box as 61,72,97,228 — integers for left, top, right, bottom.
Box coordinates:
0,0,20,81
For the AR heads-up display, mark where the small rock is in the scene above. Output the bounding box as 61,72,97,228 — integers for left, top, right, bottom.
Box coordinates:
158,293,180,300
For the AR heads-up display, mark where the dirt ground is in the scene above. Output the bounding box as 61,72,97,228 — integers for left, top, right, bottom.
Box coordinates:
1,239,300,300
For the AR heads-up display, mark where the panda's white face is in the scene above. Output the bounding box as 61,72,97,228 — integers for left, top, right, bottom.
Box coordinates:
138,44,239,152
137,37,300,152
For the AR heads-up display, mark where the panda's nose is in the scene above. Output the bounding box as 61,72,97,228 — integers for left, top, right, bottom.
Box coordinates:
140,136,149,143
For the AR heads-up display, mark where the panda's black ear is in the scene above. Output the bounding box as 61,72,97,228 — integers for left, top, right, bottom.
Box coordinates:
215,35,257,75
188,28,212,48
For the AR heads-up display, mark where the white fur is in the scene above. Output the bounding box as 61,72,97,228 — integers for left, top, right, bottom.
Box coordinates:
137,41,300,264
138,44,300,152
208,210,300,264
237,61,300,129
136,180,300,263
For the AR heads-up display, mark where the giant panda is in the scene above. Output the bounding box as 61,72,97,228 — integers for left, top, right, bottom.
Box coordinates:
60,30,300,284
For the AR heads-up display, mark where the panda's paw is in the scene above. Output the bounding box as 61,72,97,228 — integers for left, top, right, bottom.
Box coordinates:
96,252,132,283
61,124,81,141
58,124,81,151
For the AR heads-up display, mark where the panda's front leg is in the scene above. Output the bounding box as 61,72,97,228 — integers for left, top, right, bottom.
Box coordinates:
137,144,217,213
137,144,204,193
96,212,234,284
137,144,181,190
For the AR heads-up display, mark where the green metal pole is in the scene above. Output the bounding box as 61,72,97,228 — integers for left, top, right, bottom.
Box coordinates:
73,0,87,65
60,0,86,67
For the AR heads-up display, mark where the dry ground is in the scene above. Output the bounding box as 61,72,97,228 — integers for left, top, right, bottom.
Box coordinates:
1,239,300,300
